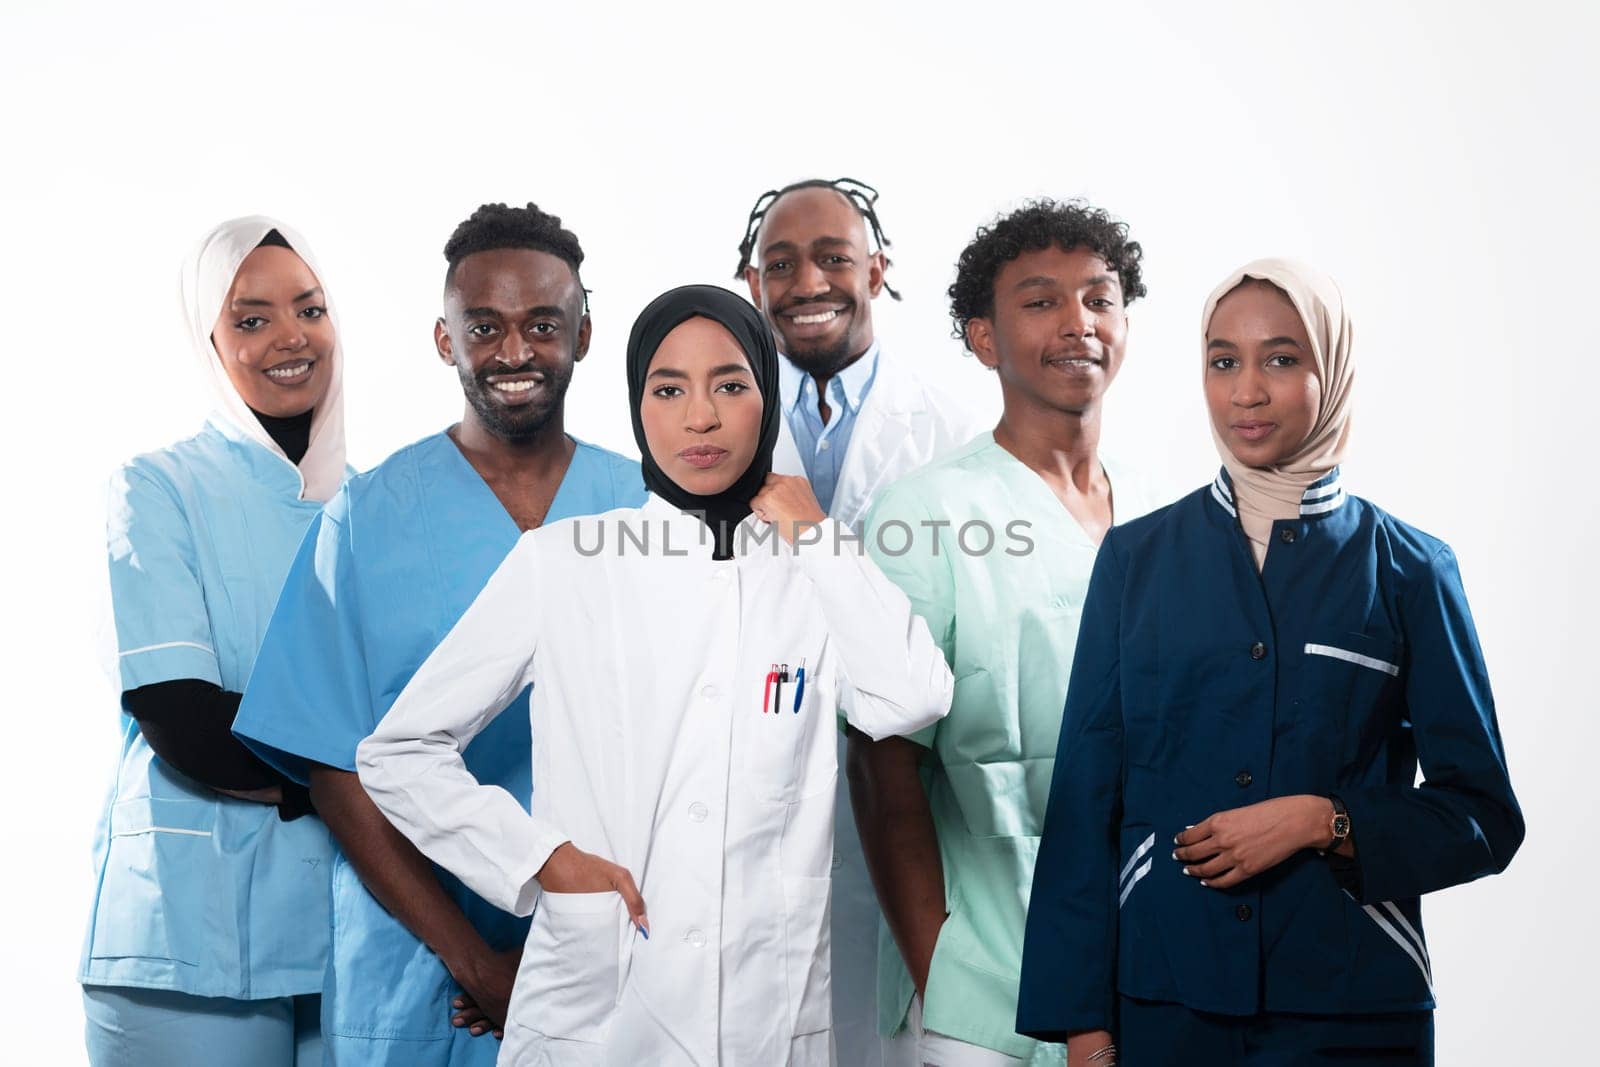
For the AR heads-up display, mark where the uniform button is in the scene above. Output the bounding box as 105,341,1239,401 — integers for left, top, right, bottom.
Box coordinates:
684,928,707,948
819,440,831,452
831,851,844,871
1250,642,1268,660
1236,904,1253,922
701,685,720,701
1279,527,1296,544
1234,770,1252,788
688,802,708,823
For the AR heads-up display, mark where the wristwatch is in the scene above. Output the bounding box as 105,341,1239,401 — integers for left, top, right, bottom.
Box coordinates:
1327,794,1351,848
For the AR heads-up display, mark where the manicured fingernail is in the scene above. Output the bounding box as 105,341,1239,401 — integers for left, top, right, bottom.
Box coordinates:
1171,850,1178,860
1173,835,1181,844
1200,880,1209,887
1182,867,1192,875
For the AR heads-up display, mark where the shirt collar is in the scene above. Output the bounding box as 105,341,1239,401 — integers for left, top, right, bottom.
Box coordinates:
777,341,881,416
1211,466,1346,521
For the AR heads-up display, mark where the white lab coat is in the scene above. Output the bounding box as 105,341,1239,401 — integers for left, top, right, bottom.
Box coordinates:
356,496,954,1066
771,348,993,1064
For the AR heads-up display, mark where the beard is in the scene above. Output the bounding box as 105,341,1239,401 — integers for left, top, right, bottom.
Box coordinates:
780,332,859,380
457,358,574,443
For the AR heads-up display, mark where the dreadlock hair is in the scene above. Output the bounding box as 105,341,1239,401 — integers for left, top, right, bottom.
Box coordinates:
733,177,902,301
443,203,587,307
948,198,1146,350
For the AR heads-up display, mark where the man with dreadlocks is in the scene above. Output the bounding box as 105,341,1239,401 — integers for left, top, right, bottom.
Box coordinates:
738,177,993,1065
235,204,645,1066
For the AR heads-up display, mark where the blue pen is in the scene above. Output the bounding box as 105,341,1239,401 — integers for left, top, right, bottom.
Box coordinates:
792,658,806,713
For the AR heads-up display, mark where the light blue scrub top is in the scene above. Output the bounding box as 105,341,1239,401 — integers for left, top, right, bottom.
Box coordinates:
81,415,341,1000
234,432,645,1066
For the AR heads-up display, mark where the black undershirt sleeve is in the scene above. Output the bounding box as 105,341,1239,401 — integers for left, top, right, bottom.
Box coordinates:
117,408,319,819
123,679,314,821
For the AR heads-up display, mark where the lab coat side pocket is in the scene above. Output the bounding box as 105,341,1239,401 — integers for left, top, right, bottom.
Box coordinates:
88,797,216,967
514,890,625,1045
782,875,833,1038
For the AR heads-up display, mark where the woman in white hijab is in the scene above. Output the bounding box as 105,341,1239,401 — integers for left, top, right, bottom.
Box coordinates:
79,217,348,1066
1018,259,1523,1066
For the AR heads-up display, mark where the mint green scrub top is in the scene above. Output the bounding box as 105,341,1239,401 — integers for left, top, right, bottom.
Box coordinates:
863,433,1154,1061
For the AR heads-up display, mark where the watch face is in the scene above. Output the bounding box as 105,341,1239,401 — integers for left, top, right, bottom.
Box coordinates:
1332,814,1351,838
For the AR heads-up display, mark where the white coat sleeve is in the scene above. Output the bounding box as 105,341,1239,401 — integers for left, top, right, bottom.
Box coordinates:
795,519,954,741
356,535,566,917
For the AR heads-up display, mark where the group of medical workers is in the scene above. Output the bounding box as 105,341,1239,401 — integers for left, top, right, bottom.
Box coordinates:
79,180,1524,1067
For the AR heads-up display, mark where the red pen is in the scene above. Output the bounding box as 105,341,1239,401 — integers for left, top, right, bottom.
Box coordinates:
762,663,779,714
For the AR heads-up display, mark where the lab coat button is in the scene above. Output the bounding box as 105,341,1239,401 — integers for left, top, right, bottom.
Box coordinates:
1234,770,1252,788
1280,527,1296,544
702,685,720,701
688,802,709,822
1236,904,1253,922
685,928,707,948
1250,642,1268,660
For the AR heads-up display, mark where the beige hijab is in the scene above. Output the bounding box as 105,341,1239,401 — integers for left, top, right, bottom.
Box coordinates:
1201,258,1353,567
179,215,347,503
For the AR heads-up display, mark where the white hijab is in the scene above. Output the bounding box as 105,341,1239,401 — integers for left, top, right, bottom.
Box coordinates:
179,215,347,503
1201,257,1353,566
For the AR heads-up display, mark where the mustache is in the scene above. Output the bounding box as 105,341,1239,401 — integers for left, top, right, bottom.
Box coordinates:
776,294,853,316
473,365,549,386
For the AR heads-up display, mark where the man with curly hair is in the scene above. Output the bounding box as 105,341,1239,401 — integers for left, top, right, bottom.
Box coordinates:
849,200,1159,1065
234,204,646,1066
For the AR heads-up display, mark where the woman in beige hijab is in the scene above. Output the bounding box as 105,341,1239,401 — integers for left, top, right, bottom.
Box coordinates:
1019,259,1523,1066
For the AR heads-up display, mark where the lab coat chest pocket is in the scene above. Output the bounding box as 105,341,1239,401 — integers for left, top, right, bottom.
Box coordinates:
90,797,217,966
737,624,833,804
514,891,627,1044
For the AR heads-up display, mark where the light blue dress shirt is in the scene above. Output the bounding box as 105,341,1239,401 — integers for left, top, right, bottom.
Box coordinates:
778,342,879,514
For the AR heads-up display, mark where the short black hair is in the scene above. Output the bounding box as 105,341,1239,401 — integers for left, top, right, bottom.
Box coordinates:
733,177,902,301
949,199,1145,348
443,202,585,289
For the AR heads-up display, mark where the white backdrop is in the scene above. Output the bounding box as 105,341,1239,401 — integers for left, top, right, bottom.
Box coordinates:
3,1,1595,1062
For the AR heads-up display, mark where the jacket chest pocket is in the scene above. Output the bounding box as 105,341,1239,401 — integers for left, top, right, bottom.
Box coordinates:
736,637,834,804
1299,633,1406,751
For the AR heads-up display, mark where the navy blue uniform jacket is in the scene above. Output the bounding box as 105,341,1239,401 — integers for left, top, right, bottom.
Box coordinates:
1016,469,1523,1038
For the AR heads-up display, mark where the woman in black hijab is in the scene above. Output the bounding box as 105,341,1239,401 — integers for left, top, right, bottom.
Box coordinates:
357,284,954,1064
626,284,794,556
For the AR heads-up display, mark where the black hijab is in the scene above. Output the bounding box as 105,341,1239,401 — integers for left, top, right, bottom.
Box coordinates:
626,285,781,559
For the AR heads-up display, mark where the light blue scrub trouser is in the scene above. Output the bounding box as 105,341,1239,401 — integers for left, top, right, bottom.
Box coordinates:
83,986,321,1067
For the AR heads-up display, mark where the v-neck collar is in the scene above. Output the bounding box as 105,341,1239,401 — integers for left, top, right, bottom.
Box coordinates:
982,432,1116,546
437,429,587,534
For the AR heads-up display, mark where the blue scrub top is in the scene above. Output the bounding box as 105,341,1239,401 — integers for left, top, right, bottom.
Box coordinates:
235,431,645,1066
81,416,340,1001
1017,469,1524,1038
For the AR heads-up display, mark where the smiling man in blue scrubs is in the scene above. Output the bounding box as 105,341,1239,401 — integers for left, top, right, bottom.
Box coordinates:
234,203,645,1066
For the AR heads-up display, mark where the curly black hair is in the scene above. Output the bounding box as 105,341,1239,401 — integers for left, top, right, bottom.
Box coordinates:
443,202,585,285
948,199,1145,349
